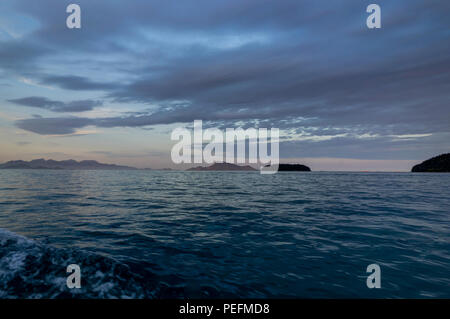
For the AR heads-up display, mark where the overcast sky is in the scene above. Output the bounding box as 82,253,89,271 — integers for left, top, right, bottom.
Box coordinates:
0,0,449,170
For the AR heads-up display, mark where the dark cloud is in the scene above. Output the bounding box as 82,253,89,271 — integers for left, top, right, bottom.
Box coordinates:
0,41,51,73
108,54,450,131
8,97,103,112
40,76,119,91
16,117,94,135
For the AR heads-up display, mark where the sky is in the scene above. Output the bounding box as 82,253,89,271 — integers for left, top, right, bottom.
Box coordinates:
0,0,449,170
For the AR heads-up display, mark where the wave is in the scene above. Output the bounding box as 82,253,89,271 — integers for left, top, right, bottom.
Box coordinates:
0,228,158,299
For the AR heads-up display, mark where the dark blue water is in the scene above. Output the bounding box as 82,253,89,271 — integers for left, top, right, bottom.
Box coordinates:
0,170,449,298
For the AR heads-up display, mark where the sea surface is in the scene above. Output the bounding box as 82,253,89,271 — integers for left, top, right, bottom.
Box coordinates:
0,170,449,298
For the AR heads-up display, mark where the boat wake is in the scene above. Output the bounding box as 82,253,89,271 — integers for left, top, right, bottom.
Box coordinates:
0,228,158,299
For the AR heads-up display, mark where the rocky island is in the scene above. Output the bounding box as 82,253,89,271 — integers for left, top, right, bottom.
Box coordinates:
272,164,311,172
0,159,137,170
411,153,450,172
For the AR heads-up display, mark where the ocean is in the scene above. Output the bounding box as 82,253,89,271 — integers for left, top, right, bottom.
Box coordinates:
0,170,449,298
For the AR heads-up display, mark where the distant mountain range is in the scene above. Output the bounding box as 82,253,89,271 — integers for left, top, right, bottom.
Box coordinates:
0,159,313,172
188,163,257,171
0,159,137,170
412,153,450,172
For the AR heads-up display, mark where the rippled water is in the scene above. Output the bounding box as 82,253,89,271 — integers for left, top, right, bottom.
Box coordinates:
0,170,449,298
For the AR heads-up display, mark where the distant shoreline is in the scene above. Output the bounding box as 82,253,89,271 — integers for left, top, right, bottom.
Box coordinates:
1,168,446,173
1,156,449,172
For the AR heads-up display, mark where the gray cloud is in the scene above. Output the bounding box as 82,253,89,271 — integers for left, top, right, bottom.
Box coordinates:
0,41,51,73
40,76,119,91
8,97,103,112
15,117,94,135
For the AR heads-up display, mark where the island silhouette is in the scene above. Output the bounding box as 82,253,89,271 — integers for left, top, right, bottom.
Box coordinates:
265,164,311,172
0,159,137,170
6,156,450,172
412,153,450,172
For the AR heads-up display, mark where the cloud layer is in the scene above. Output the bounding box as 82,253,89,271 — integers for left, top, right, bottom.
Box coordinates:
1,0,449,161
9,97,103,112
